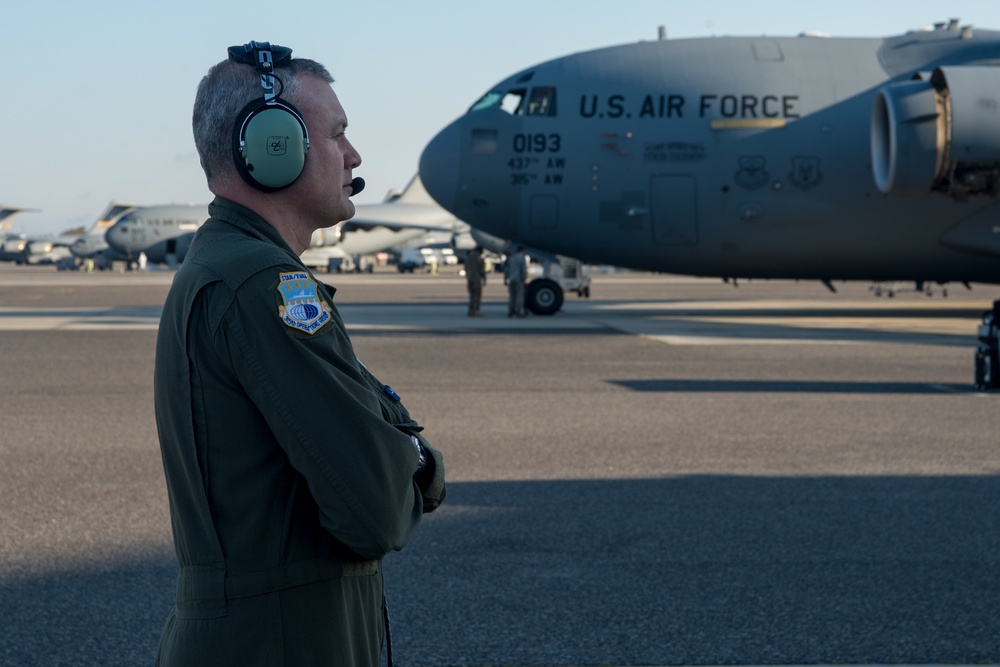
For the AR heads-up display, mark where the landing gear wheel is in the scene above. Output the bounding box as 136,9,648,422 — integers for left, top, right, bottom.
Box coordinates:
525,278,563,315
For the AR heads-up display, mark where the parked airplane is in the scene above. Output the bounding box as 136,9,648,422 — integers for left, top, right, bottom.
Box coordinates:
0,205,114,266
104,176,466,269
69,201,137,267
419,19,1000,313
302,174,468,269
104,203,209,267
0,207,33,263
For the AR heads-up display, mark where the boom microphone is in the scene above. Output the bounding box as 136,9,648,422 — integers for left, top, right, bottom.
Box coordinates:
350,177,365,196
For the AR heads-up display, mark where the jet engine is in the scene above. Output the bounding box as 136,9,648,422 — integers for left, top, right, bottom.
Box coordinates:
309,225,343,249
2,237,27,254
871,66,1000,198
27,240,54,255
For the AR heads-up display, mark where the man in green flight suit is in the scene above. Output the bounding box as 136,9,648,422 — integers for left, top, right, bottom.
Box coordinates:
463,245,487,316
153,42,445,667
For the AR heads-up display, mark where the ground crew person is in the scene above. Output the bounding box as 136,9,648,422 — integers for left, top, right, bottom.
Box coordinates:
153,42,445,667
464,246,487,316
504,244,528,317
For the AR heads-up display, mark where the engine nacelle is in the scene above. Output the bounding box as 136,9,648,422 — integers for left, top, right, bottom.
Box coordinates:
2,238,27,254
871,65,1000,198
308,225,343,249
27,240,54,255
450,231,477,251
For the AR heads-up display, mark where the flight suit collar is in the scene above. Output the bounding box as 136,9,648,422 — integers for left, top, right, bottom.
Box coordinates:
208,196,296,256
206,196,338,300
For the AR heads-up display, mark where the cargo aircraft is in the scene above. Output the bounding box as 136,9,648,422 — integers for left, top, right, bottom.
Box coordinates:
419,19,1000,314
68,201,137,267
1,204,131,267
0,208,33,263
104,203,207,267
103,176,465,269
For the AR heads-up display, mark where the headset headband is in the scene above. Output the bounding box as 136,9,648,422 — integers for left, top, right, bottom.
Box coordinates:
228,41,293,104
227,41,309,192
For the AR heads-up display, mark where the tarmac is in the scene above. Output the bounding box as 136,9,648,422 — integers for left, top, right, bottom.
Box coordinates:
1,263,998,666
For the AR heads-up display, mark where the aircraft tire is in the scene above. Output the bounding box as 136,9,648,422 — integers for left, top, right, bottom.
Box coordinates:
526,278,563,316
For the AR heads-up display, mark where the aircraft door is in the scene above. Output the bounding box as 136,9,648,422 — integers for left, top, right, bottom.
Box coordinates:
650,175,698,246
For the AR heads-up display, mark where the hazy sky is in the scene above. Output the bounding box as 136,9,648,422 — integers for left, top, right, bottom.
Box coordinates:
5,0,1000,235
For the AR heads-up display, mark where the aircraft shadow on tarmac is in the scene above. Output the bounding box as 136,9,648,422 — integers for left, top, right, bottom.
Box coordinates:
586,304,982,348
616,305,991,320
4,476,998,666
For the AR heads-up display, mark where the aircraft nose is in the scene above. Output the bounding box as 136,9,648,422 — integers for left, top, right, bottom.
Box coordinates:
419,121,462,213
104,226,123,252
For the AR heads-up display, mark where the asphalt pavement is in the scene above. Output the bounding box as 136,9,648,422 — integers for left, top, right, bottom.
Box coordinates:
1,264,998,666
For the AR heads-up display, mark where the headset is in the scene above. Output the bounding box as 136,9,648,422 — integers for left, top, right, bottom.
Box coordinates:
228,41,309,191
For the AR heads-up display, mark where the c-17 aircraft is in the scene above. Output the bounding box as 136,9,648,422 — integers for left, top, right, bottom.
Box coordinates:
1,207,33,263
300,174,469,270
419,19,1000,314
1,205,123,266
103,176,466,269
104,203,208,267
68,201,137,267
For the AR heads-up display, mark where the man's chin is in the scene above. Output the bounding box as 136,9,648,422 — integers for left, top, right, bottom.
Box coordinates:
340,201,356,222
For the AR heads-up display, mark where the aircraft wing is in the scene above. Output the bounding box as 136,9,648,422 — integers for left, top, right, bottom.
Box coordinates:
340,172,467,234
342,203,464,234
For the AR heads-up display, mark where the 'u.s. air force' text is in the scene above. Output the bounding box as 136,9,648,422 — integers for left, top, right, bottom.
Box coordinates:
580,94,801,119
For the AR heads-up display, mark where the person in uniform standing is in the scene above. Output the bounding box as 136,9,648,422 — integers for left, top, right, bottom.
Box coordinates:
504,244,528,317
153,41,445,667
464,245,487,316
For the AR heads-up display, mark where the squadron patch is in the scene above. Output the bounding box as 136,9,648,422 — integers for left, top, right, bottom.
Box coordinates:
277,272,331,335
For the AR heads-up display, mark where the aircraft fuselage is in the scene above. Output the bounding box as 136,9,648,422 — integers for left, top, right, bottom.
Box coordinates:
420,25,1000,284
104,205,207,265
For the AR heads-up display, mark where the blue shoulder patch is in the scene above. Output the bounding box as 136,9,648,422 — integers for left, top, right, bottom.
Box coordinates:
276,271,331,335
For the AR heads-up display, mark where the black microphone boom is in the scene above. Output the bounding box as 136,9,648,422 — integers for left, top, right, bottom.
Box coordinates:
350,177,365,196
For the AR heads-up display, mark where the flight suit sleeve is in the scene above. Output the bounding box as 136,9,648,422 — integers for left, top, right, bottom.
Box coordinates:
356,362,446,513
211,270,438,560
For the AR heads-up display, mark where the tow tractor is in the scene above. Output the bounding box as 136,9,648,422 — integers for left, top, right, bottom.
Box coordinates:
524,255,591,316
467,229,591,315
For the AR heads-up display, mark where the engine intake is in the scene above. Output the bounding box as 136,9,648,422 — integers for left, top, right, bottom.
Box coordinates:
871,65,1000,198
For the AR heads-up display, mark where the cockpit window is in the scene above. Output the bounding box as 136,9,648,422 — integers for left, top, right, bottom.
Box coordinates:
526,87,556,116
470,91,502,112
469,89,525,114
499,89,527,115
468,87,557,117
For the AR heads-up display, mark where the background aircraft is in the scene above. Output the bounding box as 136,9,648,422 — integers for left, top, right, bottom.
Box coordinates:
103,176,467,270
301,174,469,270
419,19,1000,314
0,205,124,267
1,208,33,263
104,204,208,267
68,202,137,268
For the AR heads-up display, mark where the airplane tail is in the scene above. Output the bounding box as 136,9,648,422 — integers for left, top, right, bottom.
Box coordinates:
0,207,30,229
1,207,26,223
87,201,135,236
388,174,437,206
0,207,43,233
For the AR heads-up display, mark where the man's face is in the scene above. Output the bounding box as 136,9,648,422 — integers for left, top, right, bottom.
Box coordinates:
288,75,363,229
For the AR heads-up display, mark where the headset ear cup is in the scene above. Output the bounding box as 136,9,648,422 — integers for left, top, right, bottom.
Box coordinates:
233,102,309,191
